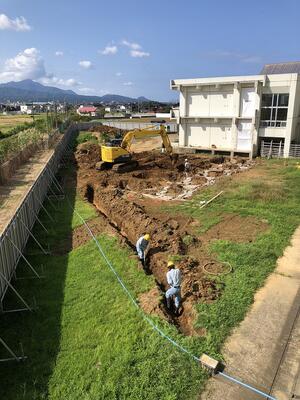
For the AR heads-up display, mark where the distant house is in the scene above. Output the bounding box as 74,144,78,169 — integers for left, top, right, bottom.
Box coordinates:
77,105,98,117
170,106,179,120
20,104,33,114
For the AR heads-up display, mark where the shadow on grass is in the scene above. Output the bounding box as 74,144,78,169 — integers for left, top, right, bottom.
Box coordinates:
0,133,79,400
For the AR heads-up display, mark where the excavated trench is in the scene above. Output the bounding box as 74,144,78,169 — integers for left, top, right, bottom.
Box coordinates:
74,144,255,335
82,182,221,335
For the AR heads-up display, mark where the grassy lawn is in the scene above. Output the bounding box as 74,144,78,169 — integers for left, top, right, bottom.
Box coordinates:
167,159,300,350
1,159,300,399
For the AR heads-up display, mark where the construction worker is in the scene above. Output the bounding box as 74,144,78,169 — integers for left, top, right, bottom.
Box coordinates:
184,158,190,174
165,261,182,314
136,233,150,267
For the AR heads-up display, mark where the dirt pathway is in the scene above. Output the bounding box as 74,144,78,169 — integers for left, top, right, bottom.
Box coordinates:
0,148,57,235
201,226,300,400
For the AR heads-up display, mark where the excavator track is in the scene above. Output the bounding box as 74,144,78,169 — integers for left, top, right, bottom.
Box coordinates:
95,161,113,171
112,160,139,173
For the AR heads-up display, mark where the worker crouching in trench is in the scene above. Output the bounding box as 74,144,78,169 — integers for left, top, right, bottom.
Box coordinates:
165,260,182,316
136,233,150,272
136,234,183,316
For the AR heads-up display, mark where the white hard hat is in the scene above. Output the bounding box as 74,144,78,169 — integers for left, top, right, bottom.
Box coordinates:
185,158,188,162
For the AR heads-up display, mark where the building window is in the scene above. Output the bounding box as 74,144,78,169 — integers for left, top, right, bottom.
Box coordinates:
260,93,289,127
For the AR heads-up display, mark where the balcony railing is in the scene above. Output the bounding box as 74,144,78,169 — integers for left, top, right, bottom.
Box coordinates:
260,120,287,128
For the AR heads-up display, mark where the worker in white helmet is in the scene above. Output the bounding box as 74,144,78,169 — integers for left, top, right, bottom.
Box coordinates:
136,233,150,267
165,260,182,314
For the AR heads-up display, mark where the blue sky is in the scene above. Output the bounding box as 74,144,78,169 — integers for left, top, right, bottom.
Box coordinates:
0,0,300,101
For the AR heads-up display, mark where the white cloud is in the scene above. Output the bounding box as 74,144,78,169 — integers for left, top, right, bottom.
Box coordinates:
130,50,150,58
41,76,80,87
121,39,150,58
79,60,93,69
0,47,80,88
55,51,64,57
116,72,122,77
121,40,141,50
78,87,96,93
123,81,133,86
0,48,46,82
0,13,31,31
101,45,118,55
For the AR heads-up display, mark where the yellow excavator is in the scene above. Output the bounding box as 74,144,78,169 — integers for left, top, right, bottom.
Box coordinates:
97,125,174,173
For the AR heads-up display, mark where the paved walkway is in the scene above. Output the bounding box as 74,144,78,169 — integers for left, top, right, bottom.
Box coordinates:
0,148,56,236
201,226,300,400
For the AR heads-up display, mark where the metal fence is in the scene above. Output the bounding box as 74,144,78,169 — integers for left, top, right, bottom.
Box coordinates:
0,124,77,304
261,141,300,158
102,120,178,133
260,140,285,158
289,143,300,158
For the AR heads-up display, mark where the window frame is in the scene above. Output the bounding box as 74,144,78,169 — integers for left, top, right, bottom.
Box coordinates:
260,93,289,128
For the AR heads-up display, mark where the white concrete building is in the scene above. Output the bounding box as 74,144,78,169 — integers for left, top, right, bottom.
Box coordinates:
171,62,300,157
20,104,33,114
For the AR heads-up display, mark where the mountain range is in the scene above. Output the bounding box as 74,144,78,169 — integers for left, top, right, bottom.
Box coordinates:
0,79,151,104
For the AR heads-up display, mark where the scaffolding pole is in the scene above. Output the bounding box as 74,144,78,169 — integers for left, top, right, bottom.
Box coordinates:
19,219,48,255
0,271,32,312
35,197,54,222
6,236,41,279
33,212,49,233
0,338,27,362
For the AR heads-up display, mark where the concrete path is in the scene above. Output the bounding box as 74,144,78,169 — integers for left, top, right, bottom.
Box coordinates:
201,226,300,400
0,148,56,235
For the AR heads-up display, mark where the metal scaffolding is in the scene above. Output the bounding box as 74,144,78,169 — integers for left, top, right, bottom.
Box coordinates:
0,123,78,362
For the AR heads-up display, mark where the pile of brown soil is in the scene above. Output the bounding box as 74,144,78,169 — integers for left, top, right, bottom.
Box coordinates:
72,149,261,335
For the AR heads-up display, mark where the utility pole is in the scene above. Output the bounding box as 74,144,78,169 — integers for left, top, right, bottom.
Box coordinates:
46,108,49,134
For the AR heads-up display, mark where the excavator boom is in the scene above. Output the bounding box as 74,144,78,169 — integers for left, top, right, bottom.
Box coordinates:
98,125,174,173
120,125,173,155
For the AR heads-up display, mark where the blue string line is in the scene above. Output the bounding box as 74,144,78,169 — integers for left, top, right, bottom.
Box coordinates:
73,207,277,400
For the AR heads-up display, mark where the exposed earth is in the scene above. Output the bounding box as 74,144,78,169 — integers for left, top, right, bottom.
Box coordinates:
69,139,268,335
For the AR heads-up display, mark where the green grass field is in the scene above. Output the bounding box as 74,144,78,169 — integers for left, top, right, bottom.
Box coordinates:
1,159,300,399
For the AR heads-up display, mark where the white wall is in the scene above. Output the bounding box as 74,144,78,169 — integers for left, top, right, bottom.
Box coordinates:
240,88,255,117
156,112,171,119
259,127,286,138
185,121,232,149
186,87,234,117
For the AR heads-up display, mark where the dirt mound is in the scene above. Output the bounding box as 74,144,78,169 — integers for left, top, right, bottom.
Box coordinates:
139,287,168,321
73,150,255,335
80,181,223,335
90,125,125,136
204,214,269,243
75,143,100,166
89,125,126,143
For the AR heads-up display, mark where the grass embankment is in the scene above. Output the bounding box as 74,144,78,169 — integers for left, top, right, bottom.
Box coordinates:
1,158,300,400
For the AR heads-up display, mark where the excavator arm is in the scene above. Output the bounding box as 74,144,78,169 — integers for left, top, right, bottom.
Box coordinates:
120,125,173,155
98,124,174,172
